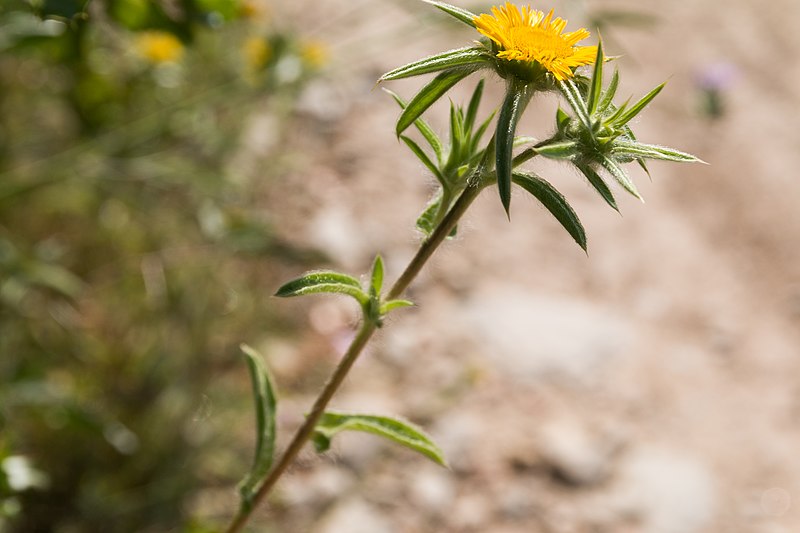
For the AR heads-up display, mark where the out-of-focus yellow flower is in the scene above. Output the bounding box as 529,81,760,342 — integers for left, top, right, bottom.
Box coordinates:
300,41,328,69
240,0,268,21
135,31,184,64
474,3,595,81
244,37,271,70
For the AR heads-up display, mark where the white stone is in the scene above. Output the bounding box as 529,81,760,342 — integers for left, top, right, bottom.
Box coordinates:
409,466,456,513
456,287,634,386
315,497,394,533
610,447,717,533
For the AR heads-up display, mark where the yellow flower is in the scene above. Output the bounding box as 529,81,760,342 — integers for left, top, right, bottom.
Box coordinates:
474,3,596,81
300,41,328,69
135,31,184,64
244,37,271,70
240,0,268,21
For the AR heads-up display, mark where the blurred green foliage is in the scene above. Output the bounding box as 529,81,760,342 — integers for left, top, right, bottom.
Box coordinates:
0,1,324,530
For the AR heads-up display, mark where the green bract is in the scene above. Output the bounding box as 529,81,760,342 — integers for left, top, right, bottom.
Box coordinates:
539,40,703,205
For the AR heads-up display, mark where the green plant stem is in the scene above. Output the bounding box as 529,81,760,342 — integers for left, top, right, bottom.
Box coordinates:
387,182,481,299
224,182,483,533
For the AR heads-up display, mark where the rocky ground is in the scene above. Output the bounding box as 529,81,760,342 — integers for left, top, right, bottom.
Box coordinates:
235,0,800,531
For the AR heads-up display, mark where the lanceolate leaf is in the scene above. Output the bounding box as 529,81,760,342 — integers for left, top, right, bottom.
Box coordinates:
383,88,443,163
313,411,448,467
370,255,384,298
380,299,415,315
469,109,497,154
513,136,538,148
448,100,465,162
465,78,485,133
612,141,702,163
556,107,571,132
512,172,587,251
423,0,479,28
496,79,533,216
416,193,457,238
587,40,604,116
396,68,478,137
615,82,665,126
274,271,368,305
380,46,488,82
401,135,447,185
533,140,579,160
620,123,651,177
416,195,440,236
600,155,642,200
598,68,620,113
606,97,631,123
576,163,618,211
238,345,278,511
557,79,591,129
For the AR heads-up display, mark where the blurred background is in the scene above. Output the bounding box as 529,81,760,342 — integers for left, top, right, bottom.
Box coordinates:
2,0,799,532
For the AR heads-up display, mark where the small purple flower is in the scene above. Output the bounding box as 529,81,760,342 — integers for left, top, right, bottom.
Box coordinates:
695,61,738,91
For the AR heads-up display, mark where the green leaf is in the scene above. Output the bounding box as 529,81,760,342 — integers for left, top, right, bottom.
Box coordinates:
383,88,443,164
512,172,587,251
464,78,485,132
401,135,446,186
415,193,457,238
533,140,579,160
238,344,278,511
313,411,448,467
598,68,619,113
380,46,488,81
469,108,496,155
396,68,477,137
612,141,703,163
448,100,465,163
576,163,618,211
606,97,631,124
422,0,478,28
370,255,384,298
495,79,533,216
416,196,440,236
24,261,85,298
600,156,642,200
380,299,415,315
615,82,665,126
556,107,571,132
558,79,591,129
513,136,538,148
274,271,368,305
587,39,604,116
619,123,651,177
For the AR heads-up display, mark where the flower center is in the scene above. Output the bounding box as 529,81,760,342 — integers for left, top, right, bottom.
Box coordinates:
507,26,572,59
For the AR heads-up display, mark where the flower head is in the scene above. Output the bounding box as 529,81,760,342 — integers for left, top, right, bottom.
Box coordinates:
300,41,328,69
239,0,268,20
243,37,272,71
474,3,596,81
525,45,702,208
135,31,184,64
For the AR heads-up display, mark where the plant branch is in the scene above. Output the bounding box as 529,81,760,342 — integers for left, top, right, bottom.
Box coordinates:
224,181,484,533
387,182,482,299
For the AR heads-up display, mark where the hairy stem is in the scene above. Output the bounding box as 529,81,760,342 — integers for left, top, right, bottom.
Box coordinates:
388,182,481,299
224,182,483,533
